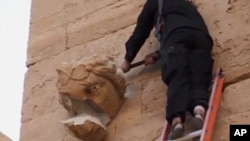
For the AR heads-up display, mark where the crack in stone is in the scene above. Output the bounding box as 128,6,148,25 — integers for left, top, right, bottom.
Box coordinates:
234,47,250,57
65,27,69,49
32,0,123,37
223,110,250,120
68,22,135,48
114,124,117,137
140,83,144,115
224,70,250,88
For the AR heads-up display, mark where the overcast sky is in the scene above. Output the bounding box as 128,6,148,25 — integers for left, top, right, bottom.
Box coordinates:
0,0,31,140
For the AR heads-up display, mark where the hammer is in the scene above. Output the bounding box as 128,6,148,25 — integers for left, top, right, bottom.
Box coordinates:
130,51,161,68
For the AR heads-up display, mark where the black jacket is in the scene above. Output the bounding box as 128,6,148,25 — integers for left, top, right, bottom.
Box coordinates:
125,0,211,63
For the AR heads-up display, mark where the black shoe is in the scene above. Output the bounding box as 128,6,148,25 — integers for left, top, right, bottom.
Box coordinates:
168,123,184,140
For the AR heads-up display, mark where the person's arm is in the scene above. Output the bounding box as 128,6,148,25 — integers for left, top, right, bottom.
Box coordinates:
124,0,157,63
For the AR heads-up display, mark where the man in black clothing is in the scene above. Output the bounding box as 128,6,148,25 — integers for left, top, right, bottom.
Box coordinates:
120,0,214,140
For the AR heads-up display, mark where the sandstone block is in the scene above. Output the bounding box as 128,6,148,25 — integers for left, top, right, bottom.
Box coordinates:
30,0,120,37
217,78,250,119
27,27,66,66
20,109,81,141
66,0,143,48
0,132,12,141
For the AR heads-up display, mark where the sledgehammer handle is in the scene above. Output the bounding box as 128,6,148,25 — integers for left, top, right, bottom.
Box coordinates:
130,60,145,68
130,53,161,68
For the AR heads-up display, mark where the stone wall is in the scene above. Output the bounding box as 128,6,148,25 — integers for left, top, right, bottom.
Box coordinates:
0,132,11,141
20,0,250,140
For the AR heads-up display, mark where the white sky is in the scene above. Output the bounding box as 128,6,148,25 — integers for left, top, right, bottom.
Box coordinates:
0,0,31,141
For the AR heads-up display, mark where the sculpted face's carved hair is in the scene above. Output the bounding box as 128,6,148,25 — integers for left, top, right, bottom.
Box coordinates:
56,56,126,99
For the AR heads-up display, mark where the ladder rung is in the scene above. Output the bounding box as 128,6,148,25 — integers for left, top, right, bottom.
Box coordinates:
166,130,202,141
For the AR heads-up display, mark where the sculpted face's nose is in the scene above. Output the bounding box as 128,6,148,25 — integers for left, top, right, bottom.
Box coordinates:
85,99,104,113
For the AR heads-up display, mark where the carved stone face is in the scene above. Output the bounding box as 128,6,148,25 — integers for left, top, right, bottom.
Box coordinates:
56,56,126,141
57,71,124,118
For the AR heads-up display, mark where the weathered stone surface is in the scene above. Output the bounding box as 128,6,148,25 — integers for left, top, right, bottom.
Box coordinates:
20,109,80,141
211,78,250,141
66,0,143,48
0,132,11,141
218,78,250,118
21,25,159,141
21,73,60,123
106,84,165,141
30,0,121,37
26,26,67,66
27,0,144,66
22,26,138,124
21,0,250,141
197,0,250,84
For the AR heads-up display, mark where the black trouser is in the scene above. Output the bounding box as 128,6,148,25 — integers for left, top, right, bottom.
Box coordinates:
160,29,214,124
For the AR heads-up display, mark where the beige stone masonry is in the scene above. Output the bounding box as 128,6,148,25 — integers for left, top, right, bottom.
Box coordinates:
21,0,250,140
0,132,11,141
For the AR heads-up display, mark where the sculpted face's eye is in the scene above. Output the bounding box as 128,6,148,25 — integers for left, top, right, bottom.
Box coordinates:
91,85,99,91
83,83,102,95
90,84,101,94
